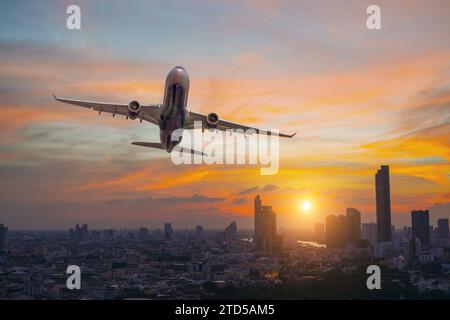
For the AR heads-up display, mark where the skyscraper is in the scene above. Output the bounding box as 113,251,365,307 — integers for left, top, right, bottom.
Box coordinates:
375,165,392,242
409,237,422,261
81,224,88,240
254,195,262,248
325,215,346,248
411,210,430,250
0,223,8,250
224,221,237,242
403,226,412,239
314,222,325,242
437,218,449,239
195,225,204,238
254,195,282,254
164,223,174,241
346,208,361,243
362,223,377,244
70,224,89,241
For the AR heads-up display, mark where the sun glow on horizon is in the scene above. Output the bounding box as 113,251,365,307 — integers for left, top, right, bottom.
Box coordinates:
301,200,312,212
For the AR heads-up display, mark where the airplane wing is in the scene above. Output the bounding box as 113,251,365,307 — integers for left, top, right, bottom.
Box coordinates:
186,111,296,138
53,95,161,125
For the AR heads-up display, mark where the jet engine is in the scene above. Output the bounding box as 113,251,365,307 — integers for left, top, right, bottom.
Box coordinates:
128,100,141,120
206,112,219,128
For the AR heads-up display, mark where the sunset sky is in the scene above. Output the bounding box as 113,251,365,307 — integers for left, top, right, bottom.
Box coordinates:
0,0,449,230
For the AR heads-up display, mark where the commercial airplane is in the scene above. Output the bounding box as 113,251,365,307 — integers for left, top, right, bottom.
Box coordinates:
54,66,295,154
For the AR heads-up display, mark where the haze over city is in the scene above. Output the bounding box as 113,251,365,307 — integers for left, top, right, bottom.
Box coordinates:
0,0,449,230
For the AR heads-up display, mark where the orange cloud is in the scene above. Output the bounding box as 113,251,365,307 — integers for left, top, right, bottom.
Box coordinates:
75,171,149,191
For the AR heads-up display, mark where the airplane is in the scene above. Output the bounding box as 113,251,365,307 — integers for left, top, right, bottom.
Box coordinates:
54,66,296,155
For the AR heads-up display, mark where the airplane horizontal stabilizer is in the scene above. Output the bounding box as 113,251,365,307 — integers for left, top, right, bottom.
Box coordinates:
131,142,165,149
131,142,205,156
172,146,206,156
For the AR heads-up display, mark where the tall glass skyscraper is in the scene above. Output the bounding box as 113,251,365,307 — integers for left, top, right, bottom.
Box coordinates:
325,215,346,248
346,208,361,243
254,195,282,254
375,165,392,242
411,210,431,250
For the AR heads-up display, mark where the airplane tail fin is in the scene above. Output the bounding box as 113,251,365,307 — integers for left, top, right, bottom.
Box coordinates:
131,142,205,156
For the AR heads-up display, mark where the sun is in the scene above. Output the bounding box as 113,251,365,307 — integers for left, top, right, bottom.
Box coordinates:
301,200,312,212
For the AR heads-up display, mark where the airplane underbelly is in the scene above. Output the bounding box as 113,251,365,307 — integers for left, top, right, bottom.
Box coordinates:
160,84,187,151
160,84,186,128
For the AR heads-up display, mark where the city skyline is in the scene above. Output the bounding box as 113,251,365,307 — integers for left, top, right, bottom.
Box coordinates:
1,191,449,300
1,1,449,230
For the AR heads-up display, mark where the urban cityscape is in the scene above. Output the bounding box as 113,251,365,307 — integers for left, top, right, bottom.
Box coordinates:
0,165,449,300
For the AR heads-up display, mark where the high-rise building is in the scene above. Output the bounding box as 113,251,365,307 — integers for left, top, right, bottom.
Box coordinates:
410,237,422,260
399,239,410,260
362,223,377,245
195,225,204,238
314,222,325,242
224,221,237,242
411,210,430,250
346,208,361,243
325,215,346,248
399,237,422,262
254,195,282,254
0,223,8,250
69,224,89,241
437,218,449,239
254,195,262,247
164,223,173,241
81,224,88,240
374,241,395,259
375,165,392,242
403,226,412,239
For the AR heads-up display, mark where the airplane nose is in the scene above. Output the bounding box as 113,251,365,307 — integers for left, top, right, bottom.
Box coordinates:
166,66,189,86
171,66,187,76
